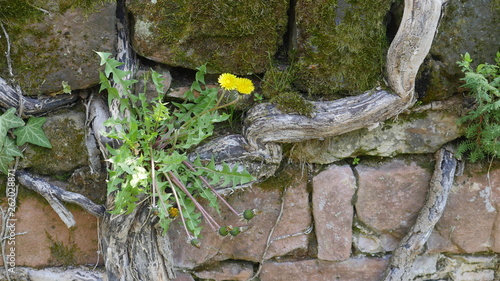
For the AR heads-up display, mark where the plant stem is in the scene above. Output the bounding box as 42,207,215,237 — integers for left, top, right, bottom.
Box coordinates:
167,171,220,231
182,161,241,217
164,172,191,238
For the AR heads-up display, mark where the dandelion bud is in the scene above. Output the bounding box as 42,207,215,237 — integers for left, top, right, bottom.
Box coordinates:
229,227,241,236
218,226,229,236
190,238,201,248
242,209,256,221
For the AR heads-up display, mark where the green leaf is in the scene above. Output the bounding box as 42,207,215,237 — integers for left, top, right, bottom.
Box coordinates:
0,108,25,148
13,117,52,148
95,51,112,65
151,70,165,93
2,137,23,157
0,153,14,175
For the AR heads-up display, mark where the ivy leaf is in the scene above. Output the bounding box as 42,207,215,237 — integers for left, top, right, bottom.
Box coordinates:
0,153,14,175
0,108,25,148
2,137,23,157
13,117,52,148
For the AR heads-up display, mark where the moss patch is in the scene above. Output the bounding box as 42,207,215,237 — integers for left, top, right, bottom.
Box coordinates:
270,91,314,117
46,230,79,266
126,0,289,75
293,0,392,97
18,106,88,175
0,0,116,95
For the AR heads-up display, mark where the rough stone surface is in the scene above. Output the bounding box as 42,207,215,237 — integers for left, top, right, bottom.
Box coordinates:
417,254,499,281
355,157,432,238
19,107,88,175
416,0,500,102
193,261,254,281
172,272,195,281
168,165,311,269
0,266,104,281
0,197,100,267
289,100,464,164
127,0,289,74
428,163,499,253
312,164,355,261
293,0,392,96
0,1,116,95
352,232,399,254
260,257,389,281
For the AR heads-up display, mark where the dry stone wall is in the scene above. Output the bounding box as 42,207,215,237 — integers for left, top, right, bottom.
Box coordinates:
0,0,498,280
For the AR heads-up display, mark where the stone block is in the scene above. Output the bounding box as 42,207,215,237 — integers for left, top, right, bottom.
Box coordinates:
0,197,99,267
19,107,88,175
293,0,392,95
260,257,389,281
416,0,500,102
127,0,289,75
428,164,499,253
312,164,355,261
289,99,464,164
168,166,311,269
0,1,116,95
193,261,253,281
355,157,432,238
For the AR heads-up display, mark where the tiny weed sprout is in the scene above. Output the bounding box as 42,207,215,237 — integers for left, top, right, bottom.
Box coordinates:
456,52,500,162
96,52,256,247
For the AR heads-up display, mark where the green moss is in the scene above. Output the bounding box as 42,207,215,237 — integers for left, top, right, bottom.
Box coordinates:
270,91,314,117
0,1,44,25
127,0,289,74
294,0,392,96
0,0,114,95
46,230,79,267
257,162,305,192
261,62,298,98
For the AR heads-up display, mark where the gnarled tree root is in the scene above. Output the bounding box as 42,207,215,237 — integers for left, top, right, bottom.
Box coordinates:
15,170,105,228
382,145,457,280
0,77,79,116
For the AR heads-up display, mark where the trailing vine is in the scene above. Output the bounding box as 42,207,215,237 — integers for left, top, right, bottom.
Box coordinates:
456,52,500,162
96,52,256,246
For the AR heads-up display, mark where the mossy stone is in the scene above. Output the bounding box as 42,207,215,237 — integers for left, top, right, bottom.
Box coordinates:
415,0,500,102
293,0,392,97
0,1,116,95
126,0,289,75
19,106,88,175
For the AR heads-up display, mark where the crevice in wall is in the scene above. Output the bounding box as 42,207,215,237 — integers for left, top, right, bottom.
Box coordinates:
385,0,404,44
278,0,298,62
348,160,360,207
306,163,318,259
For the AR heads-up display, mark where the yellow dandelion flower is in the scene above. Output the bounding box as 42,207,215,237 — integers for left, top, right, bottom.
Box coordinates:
218,73,237,90
235,78,254,95
168,207,179,218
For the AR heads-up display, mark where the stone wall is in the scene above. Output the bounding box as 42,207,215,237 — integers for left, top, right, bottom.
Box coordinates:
0,0,498,280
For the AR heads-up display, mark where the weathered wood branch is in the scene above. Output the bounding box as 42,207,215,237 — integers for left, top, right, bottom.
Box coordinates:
15,170,106,228
244,0,445,147
0,77,79,115
386,0,446,99
382,145,457,280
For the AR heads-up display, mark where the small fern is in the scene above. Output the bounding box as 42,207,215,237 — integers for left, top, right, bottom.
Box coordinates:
456,52,500,162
